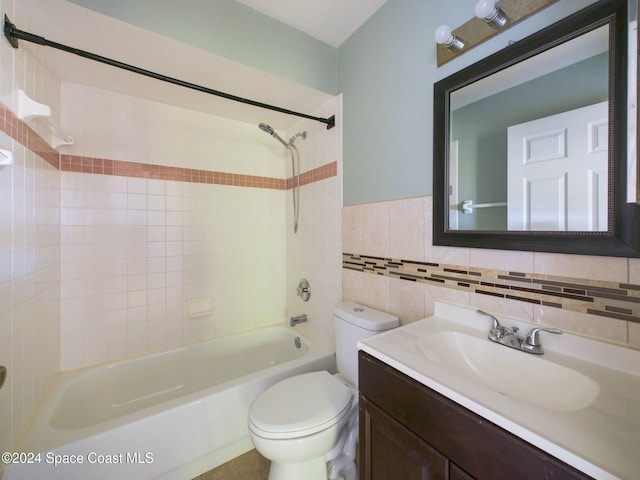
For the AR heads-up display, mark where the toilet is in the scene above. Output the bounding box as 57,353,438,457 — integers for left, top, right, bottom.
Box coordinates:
248,302,399,480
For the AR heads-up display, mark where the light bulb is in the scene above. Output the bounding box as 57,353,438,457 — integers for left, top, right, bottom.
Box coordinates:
475,0,507,28
434,25,464,51
434,25,453,45
475,0,497,19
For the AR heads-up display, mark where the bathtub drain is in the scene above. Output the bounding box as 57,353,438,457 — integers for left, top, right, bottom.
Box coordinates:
294,336,302,349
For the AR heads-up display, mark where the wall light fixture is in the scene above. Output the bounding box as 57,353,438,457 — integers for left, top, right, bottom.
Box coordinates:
435,0,559,67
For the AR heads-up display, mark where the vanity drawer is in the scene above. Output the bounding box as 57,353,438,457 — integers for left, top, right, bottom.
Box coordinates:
358,351,591,480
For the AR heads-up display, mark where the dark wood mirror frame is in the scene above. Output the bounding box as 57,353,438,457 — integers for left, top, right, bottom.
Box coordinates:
433,0,640,257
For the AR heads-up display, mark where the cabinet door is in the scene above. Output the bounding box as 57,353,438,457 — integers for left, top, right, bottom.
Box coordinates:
450,464,475,480
360,397,449,480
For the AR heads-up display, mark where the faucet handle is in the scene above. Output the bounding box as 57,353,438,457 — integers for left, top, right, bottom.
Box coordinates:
477,310,500,332
525,327,562,345
523,327,562,354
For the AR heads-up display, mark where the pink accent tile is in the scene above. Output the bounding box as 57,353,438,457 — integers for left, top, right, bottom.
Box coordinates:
2,101,336,191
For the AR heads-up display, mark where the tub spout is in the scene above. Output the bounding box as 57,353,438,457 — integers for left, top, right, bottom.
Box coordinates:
290,314,307,327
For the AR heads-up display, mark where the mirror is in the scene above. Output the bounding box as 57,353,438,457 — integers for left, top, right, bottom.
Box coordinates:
433,0,640,257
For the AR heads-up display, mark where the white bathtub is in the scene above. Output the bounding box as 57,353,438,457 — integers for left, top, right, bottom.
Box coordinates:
2,325,335,480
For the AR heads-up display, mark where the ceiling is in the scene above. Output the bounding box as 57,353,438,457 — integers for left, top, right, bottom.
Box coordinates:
16,0,345,131
235,0,388,47
13,0,389,131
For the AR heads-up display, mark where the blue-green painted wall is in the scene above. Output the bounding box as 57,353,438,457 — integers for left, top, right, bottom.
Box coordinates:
67,0,601,206
338,0,597,205
66,0,338,94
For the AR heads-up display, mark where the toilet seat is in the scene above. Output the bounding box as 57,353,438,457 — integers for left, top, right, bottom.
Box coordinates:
249,371,353,440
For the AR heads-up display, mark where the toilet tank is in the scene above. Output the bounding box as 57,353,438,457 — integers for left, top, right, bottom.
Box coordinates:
334,301,399,388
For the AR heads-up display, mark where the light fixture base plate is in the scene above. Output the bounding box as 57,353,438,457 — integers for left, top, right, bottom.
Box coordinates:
437,0,558,67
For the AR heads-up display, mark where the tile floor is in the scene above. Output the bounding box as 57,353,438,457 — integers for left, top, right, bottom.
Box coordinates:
193,449,270,480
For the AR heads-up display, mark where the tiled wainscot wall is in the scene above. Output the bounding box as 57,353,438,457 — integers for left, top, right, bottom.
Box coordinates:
343,197,640,349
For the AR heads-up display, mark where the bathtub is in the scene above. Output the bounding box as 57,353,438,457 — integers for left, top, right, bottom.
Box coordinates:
2,324,335,480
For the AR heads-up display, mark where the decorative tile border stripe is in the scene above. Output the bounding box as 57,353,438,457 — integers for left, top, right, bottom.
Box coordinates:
288,162,338,188
1,102,337,190
61,154,287,189
343,253,640,324
62,154,338,190
0,103,60,168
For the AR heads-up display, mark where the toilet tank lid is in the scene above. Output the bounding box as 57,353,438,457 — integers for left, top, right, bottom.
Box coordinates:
334,301,399,331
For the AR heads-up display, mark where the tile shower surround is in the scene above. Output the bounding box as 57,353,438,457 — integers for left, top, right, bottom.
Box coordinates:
3,99,639,334
0,103,59,168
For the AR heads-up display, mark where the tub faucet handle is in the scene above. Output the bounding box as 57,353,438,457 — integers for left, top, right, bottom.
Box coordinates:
297,279,311,302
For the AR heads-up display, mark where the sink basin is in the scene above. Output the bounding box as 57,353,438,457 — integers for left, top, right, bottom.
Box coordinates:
418,331,600,412
359,302,640,479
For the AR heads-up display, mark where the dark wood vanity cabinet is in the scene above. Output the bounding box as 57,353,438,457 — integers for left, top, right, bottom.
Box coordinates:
358,351,592,480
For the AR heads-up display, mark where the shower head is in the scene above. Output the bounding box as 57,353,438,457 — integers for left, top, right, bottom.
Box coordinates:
259,123,274,135
258,123,289,148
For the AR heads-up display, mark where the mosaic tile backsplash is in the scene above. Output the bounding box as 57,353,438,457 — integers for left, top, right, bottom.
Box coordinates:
343,253,640,324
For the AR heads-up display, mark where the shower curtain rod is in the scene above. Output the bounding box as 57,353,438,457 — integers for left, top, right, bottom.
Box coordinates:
3,15,335,130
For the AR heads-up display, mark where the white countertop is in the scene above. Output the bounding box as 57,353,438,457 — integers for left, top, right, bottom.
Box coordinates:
358,302,640,480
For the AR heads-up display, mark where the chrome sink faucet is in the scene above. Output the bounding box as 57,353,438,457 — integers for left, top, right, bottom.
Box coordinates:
477,310,562,355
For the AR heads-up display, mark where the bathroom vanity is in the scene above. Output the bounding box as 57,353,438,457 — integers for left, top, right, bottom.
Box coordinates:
357,303,640,480
359,352,589,479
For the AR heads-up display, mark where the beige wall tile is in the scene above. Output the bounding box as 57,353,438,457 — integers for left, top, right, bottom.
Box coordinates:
629,258,640,284
342,269,366,305
536,306,628,344
390,197,425,261
362,273,391,314
389,276,426,325
342,204,364,254
424,284,470,318
629,322,640,349
363,201,390,257
470,248,534,273
534,252,628,282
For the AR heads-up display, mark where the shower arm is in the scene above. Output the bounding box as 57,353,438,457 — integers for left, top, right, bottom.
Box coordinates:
3,15,336,130
289,131,307,144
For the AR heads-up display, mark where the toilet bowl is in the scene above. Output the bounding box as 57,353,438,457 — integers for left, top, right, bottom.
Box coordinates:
249,371,355,480
248,302,399,480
